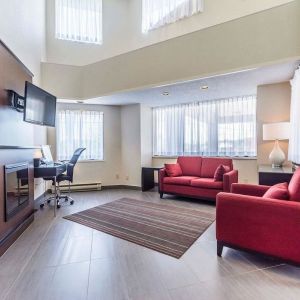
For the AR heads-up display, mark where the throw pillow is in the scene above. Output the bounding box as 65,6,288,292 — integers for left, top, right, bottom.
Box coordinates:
214,164,227,181
263,182,289,200
165,163,183,177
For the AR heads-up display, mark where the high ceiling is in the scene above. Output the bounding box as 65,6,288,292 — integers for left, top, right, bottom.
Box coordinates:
59,60,299,107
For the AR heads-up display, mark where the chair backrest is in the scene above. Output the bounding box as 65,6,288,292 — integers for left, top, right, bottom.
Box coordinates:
67,148,86,182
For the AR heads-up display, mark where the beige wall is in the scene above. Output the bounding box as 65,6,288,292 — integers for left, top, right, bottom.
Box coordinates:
42,1,300,100
48,103,123,186
257,82,291,166
45,0,295,66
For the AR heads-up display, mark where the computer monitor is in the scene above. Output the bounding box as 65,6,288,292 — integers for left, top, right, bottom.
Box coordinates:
41,145,54,164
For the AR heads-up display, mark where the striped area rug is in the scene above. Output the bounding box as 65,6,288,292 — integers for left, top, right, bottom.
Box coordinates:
63,198,215,258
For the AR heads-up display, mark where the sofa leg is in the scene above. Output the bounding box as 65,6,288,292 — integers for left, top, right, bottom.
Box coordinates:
217,241,224,257
160,192,164,199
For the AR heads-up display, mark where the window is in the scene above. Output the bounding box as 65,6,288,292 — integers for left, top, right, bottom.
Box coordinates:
153,96,257,157
55,0,102,44
142,0,204,33
57,110,104,160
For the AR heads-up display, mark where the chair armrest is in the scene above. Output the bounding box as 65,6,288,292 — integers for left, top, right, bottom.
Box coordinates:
231,183,270,196
158,168,167,191
223,170,238,192
216,192,300,263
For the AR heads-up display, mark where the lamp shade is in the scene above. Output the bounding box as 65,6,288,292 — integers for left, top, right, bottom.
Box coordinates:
263,122,290,141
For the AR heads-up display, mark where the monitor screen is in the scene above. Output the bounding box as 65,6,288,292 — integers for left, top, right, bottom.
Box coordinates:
24,82,56,127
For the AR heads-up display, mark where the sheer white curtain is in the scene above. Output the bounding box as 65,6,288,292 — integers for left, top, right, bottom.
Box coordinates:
55,0,102,44
153,96,257,157
57,110,104,160
288,67,300,164
142,0,204,33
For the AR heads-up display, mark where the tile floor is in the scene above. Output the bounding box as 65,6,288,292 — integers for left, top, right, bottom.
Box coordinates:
0,189,299,300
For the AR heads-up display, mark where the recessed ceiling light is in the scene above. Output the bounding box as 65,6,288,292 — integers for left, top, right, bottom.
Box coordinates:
200,85,209,90
76,100,84,104
162,91,169,96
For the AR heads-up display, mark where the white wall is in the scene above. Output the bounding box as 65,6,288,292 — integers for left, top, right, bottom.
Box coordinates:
48,103,123,186
45,0,294,66
42,1,300,101
0,0,47,199
121,104,142,187
0,0,46,84
140,105,152,167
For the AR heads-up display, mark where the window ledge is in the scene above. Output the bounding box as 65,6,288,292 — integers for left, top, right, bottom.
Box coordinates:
152,156,257,161
78,159,105,163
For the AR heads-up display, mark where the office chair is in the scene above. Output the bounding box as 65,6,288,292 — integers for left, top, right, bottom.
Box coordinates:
40,148,86,209
56,147,86,207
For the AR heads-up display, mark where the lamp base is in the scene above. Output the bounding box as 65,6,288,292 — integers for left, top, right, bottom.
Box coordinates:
269,140,285,168
271,163,283,169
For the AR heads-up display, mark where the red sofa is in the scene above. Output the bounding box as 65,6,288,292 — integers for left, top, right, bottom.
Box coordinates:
159,156,238,201
216,168,300,265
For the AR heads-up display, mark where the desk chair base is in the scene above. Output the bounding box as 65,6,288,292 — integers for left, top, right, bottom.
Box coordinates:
40,181,75,209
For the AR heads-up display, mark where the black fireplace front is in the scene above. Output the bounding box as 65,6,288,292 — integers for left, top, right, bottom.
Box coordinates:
4,162,29,221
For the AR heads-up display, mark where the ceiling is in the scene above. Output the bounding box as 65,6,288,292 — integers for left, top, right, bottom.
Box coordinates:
59,60,299,107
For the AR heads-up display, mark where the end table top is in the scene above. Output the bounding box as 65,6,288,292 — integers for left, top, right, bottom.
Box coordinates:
258,165,294,174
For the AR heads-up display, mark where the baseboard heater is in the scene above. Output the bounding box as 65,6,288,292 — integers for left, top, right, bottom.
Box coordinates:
51,182,102,193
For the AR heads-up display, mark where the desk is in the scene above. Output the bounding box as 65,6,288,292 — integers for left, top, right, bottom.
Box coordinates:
258,165,294,186
141,167,163,192
34,163,67,216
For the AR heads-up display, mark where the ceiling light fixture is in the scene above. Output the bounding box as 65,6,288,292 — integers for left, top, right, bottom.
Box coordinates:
162,91,169,96
76,100,84,104
200,85,209,90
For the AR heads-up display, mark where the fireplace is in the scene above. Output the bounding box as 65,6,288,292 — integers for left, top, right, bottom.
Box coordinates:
4,162,29,221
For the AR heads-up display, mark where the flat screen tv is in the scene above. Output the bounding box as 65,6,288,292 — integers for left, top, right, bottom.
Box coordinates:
24,81,56,127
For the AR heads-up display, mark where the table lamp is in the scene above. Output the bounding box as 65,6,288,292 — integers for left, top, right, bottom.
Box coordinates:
263,122,290,168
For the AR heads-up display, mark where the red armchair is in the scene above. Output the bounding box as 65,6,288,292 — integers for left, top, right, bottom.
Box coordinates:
216,170,300,265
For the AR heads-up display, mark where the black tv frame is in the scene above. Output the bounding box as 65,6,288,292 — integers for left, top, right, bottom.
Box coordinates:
23,81,57,127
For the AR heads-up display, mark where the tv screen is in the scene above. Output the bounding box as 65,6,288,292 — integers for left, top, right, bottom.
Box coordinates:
24,81,56,127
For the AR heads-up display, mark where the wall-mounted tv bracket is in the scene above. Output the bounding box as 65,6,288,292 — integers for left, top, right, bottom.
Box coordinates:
6,90,25,112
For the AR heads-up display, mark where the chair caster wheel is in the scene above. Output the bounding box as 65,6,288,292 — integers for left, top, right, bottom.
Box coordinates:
40,203,44,208
70,200,74,205
65,197,68,202
47,199,51,204
57,204,61,209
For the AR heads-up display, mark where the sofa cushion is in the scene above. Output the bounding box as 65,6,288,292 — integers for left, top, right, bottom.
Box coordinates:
263,182,289,200
164,163,182,177
201,158,233,178
288,168,300,201
191,178,223,190
213,164,230,181
177,156,202,177
163,176,199,186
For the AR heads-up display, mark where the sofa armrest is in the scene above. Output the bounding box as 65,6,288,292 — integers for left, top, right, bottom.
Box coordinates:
216,192,300,263
231,183,270,196
223,170,238,192
158,168,167,192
